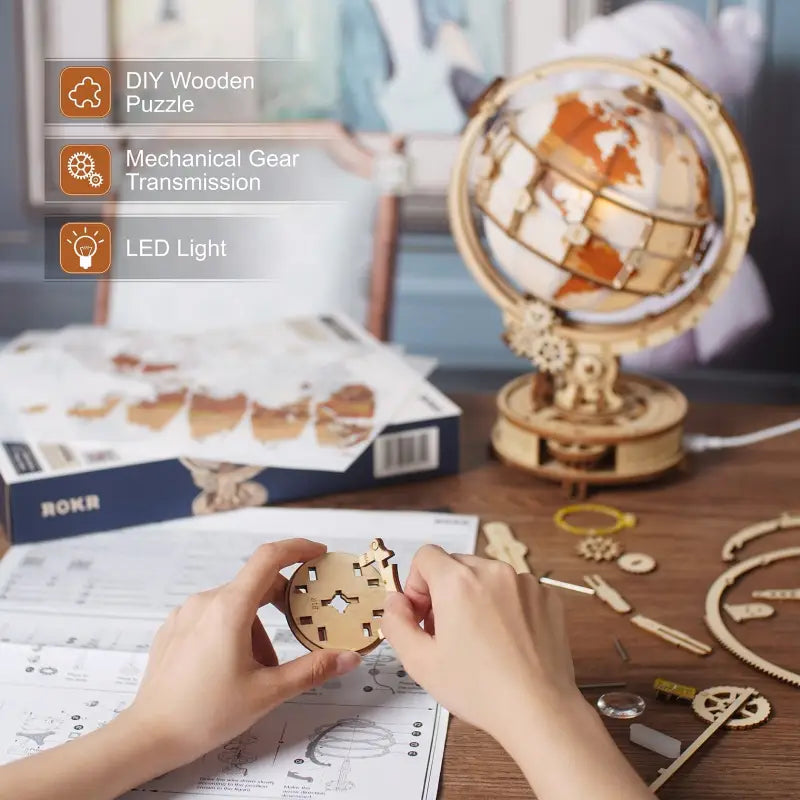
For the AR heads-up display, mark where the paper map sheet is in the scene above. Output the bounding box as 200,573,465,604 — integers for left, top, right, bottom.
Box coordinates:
0,314,423,471
0,508,479,799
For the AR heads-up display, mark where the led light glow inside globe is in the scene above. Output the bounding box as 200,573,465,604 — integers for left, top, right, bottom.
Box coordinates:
477,84,713,323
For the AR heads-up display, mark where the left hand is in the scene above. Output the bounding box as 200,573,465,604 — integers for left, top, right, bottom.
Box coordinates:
125,539,362,767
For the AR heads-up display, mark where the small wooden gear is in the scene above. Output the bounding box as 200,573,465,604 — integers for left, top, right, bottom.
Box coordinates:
617,552,657,574
692,686,771,730
286,538,402,655
577,536,623,562
555,504,636,536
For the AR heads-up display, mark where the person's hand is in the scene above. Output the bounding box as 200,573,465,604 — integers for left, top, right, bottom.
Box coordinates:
125,539,362,768
381,546,580,741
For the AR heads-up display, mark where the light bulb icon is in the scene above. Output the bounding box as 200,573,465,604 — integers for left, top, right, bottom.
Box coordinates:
60,222,111,275
66,226,104,269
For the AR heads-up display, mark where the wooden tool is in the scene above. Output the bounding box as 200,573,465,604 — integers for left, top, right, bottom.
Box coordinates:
483,521,595,595
751,588,800,601
649,688,756,792
630,614,712,656
584,574,632,614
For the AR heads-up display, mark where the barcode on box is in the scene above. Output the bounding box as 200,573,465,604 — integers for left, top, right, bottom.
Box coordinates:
373,426,439,479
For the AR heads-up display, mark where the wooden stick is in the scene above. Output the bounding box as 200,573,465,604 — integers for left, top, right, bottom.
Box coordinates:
649,688,755,792
540,576,595,595
630,614,712,656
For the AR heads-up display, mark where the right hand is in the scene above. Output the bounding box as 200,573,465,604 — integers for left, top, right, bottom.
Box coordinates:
381,546,580,741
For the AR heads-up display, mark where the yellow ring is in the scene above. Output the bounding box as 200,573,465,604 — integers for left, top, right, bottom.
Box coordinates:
554,504,637,536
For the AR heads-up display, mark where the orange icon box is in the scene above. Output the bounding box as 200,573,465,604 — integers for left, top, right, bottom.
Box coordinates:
60,144,112,196
60,66,112,119
60,222,112,274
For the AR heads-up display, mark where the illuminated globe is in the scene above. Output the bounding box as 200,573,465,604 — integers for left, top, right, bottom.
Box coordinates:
449,52,756,489
477,84,712,315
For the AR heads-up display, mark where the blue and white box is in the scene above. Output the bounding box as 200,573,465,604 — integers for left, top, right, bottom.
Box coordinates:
0,381,460,544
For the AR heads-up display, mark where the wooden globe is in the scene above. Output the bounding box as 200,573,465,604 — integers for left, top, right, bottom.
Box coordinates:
477,85,712,314
449,51,756,492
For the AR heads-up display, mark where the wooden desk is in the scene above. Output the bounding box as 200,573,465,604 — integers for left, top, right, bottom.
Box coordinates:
0,396,797,797
298,395,800,799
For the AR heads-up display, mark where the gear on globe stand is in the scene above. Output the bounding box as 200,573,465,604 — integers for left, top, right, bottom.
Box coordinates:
505,300,558,358
546,439,609,469
449,50,756,493
530,333,574,374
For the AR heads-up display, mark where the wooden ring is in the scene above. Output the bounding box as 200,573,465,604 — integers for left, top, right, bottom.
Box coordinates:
554,503,637,536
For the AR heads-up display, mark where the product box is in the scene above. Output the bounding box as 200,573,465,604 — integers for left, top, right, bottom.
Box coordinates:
0,381,460,545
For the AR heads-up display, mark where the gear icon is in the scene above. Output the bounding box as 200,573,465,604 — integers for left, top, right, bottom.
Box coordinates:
88,172,104,188
577,536,623,562
692,686,771,730
67,151,95,181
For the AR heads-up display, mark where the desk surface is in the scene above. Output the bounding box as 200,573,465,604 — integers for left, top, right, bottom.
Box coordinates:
1,395,798,798
298,394,800,799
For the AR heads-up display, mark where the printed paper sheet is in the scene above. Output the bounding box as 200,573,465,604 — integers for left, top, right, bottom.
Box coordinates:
0,508,478,799
0,315,423,472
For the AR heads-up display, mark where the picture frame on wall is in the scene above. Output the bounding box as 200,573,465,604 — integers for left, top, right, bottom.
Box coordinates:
21,0,602,223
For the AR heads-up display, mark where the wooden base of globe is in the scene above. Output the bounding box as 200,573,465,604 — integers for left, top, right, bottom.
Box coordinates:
492,373,688,495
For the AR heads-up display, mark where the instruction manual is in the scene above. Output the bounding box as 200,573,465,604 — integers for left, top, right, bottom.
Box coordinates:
0,508,479,799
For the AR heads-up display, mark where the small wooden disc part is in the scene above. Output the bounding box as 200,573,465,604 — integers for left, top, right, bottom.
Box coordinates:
286,539,401,655
617,552,657,574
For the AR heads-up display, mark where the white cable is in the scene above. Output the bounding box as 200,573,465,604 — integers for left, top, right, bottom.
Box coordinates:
684,418,800,453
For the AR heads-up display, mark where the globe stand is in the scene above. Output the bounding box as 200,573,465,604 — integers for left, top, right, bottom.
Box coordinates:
449,52,755,494
492,369,688,497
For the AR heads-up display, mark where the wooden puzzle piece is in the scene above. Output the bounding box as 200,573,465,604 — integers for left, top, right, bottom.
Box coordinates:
482,521,532,574
692,686,771,730
630,614,712,656
649,688,758,792
584,574,632,614
357,538,402,593
286,538,401,654
617,552,657,574
721,512,800,562
751,588,800,601
723,602,775,622
483,522,593,594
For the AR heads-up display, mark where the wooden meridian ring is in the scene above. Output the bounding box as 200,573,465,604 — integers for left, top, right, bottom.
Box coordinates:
704,546,800,687
448,52,756,357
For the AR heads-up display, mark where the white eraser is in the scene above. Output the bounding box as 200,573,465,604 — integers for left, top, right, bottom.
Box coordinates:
630,723,681,759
